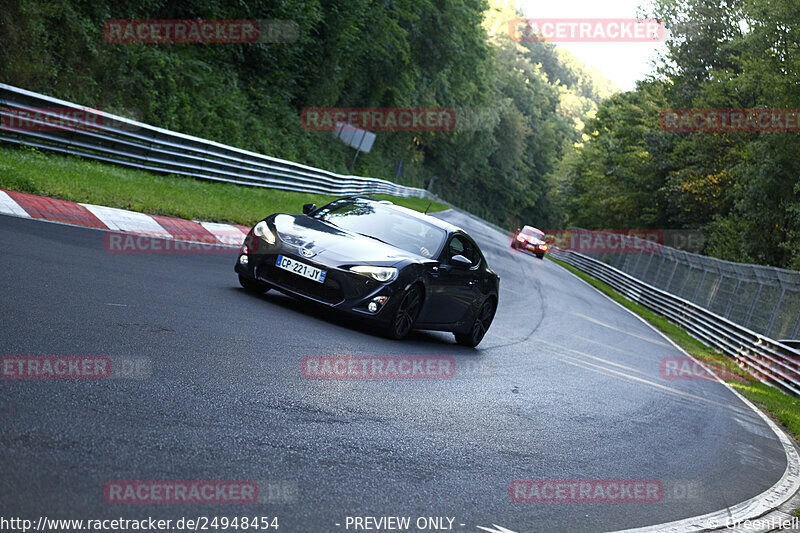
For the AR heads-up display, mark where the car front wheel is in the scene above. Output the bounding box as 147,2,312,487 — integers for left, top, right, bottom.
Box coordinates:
387,285,423,340
455,297,496,347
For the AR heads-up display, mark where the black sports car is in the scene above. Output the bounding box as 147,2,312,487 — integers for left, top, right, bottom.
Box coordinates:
235,196,499,346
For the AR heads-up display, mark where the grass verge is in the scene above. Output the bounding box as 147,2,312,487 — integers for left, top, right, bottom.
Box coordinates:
548,255,800,441
0,145,448,226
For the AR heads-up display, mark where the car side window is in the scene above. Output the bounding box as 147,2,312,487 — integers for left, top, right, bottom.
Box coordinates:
448,236,464,259
446,235,480,266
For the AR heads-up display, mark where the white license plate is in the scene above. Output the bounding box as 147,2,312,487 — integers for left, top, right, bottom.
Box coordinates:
276,255,327,283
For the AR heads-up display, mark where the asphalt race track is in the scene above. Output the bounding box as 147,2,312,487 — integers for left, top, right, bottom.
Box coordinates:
0,210,789,532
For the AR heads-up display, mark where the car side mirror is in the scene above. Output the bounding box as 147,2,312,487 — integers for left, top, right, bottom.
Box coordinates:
302,203,316,215
451,254,472,269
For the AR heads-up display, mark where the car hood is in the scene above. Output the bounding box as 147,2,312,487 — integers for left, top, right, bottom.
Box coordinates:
270,213,428,266
522,235,545,245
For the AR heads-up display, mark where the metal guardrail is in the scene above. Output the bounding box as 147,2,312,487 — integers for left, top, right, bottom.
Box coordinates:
572,228,800,342
551,248,800,396
0,83,433,199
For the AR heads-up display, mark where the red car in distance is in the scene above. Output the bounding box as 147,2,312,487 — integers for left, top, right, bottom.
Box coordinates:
512,225,548,259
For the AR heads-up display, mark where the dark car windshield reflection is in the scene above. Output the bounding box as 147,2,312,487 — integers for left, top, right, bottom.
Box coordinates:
316,200,446,258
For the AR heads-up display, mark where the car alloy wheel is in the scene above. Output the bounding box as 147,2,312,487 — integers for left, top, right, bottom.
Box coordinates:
456,298,496,347
389,286,422,339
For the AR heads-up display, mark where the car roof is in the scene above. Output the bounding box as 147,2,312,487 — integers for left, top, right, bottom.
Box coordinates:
521,225,544,234
344,196,463,235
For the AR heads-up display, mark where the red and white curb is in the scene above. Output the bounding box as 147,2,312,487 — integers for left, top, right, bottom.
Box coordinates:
0,189,250,248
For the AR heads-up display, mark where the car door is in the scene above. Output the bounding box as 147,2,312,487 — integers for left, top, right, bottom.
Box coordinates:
418,234,482,326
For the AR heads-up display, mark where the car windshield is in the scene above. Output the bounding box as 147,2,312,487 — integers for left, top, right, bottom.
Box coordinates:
522,227,544,239
316,199,446,258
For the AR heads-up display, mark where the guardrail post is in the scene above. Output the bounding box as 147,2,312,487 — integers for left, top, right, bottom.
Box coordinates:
766,286,787,339
724,278,742,319
630,249,645,276
665,256,680,290
704,262,724,309
691,267,708,304
641,249,657,282
792,311,800,340
652,253,668,287
676,254,698,297
744,282,763,329
617,252,631,273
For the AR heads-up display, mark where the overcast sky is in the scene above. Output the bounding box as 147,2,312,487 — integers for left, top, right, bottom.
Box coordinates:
516,0,668,91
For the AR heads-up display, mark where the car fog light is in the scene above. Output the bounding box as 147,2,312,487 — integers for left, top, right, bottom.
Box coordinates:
367,296,389,313
239,254,248,265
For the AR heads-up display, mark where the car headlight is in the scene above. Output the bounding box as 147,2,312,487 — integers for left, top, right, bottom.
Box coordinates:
350,266,398,283
253,220,276,244
516,234,526,242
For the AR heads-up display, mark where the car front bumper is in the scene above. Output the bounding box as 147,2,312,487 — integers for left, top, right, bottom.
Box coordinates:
235,244,405,325
525,243,547,253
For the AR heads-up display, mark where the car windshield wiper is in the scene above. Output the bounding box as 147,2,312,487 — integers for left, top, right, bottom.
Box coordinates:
354,232,393,247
